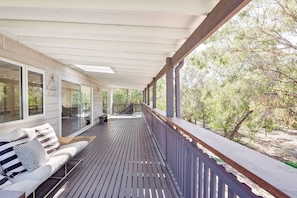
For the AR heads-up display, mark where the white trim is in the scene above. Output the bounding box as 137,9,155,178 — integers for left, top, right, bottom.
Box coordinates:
58,76,62,137
81,83,93,126
25,66,46,120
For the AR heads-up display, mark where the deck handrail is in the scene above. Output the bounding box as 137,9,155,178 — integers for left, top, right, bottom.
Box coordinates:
142,104,297,198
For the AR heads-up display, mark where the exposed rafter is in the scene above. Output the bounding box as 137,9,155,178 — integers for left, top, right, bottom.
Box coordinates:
0,20,193,39
0,0,218,15
18,36,181,52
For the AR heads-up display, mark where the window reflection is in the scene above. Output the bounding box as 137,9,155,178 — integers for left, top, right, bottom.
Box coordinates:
62,81,92,136
0,61,22,123
62,81,81,136
81,85,91,128
28,71,43,116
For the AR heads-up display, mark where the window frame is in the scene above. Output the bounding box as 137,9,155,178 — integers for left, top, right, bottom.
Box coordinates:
0,57,45,125
25,66,45,119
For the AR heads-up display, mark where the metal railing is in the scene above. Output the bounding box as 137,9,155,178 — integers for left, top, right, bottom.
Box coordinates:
142,104,297,198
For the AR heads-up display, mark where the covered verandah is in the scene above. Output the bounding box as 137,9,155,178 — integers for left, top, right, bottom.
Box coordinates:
34,116,178,198
0,0,297,197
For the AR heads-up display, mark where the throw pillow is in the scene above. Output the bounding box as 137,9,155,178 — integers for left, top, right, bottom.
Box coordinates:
35,124,60,154
14,138,49,172
0,174,12,189
0,135,29,178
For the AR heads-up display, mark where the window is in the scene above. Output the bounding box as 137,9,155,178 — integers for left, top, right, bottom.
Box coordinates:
28,71,44,116
0,59,44,123
0,61,23,123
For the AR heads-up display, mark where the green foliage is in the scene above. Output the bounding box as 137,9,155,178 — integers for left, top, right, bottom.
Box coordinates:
113,88,142,104
156,76,166,111
179,0,297,140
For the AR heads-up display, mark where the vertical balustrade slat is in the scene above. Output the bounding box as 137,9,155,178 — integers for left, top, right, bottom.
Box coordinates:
228,188,235,198
192,155,198,198
203,165,210,198
199,160,203,198
181,140,186,195
218,179,225,198
185,147,192,198
210,170,216,198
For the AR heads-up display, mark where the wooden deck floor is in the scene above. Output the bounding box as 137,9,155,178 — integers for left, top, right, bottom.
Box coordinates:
34,117,178,198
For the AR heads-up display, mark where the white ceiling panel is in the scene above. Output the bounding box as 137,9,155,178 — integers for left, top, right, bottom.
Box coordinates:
0,0,220,89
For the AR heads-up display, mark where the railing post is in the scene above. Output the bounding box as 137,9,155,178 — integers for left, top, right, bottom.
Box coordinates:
147,85,150,106
143,89,146,104
153,78,156,109
108,89,113,115
166,57,174,117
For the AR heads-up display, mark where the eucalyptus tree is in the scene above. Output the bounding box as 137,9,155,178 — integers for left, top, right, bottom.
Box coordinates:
231,0,297,129
182,0,297,139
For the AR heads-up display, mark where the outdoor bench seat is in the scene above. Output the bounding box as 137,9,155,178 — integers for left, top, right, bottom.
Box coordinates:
0,123,94,197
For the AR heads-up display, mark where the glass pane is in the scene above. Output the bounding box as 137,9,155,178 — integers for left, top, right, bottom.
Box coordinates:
102,90,107,114
28,71,43,116
0,61,22,123
62,80,81,136
81,85,92,128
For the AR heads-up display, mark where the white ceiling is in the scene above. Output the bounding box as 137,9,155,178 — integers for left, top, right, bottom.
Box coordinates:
0,0,219,90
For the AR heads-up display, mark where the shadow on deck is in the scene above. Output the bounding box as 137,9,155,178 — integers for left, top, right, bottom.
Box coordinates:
34,117,179,198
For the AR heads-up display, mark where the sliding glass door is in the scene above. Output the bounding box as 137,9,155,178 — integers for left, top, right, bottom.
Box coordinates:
61,80,92,136
81,85,91,129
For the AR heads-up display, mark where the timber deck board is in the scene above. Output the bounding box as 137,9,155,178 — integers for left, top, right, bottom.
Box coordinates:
32,117,178,198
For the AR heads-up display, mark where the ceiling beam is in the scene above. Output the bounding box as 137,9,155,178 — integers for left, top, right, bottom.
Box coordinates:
36,46,171,62
0,20,192,39
55,55,164,66
18,36,180,52
66,61,161,71
0,0,217,15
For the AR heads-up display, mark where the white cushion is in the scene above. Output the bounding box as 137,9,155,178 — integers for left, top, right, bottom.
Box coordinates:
0,129,27,142
10,163,52,183
14,138,49,172
2,179,41,196
10,154,69,183
19,127,37,141
53,141,88,158
0,174,12,189
10,141,88,183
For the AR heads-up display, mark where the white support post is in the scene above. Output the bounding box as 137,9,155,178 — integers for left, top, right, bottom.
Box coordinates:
166,57,174,117
147,85,150,106
175,60,184,117
153,78,156,108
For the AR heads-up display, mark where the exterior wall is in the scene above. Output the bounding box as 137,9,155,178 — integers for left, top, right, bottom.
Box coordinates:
0,34,109,136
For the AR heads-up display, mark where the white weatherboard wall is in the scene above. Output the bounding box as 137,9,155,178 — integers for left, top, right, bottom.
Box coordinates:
0,34,108,136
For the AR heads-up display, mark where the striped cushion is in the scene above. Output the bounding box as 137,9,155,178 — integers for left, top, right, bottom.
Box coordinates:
0,174,12,189
0,135,29,178
35,124,60,154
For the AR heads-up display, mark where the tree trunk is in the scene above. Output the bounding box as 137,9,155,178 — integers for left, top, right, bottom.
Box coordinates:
229,110,253,140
